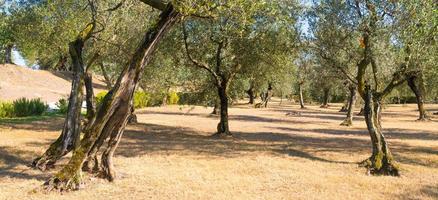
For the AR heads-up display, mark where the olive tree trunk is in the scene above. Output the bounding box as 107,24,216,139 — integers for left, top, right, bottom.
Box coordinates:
32,25,93,171
340,85,357,126
407,74,429,121
4,44,13,64
84,72,96,123
320,88,330,108
298,82,305,109
359,85,399,176
247,86,255,104
43,5,180,191
216,84,231,136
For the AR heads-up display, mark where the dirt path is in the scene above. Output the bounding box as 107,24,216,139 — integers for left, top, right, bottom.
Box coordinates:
0,102,437,199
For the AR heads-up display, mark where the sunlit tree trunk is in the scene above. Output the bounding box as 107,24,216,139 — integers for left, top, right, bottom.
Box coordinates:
84,72,96,124
340,85,356,126
407,74,429,121
32,24,94,171
43,5,180,191
298,82,305,109
359,85,399,176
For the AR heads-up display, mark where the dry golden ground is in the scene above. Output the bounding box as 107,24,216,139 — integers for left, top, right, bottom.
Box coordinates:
0,101,437,200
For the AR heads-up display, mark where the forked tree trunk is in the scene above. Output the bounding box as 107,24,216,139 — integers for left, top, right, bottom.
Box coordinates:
359,85,399,176
340,85,356,126
4,44,13,64
43,5,180,191
298,82,305,109
216,85,231,136
407,74,429,121
320,88,330,108
32,25,93,171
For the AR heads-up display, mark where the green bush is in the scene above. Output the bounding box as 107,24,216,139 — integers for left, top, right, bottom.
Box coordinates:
167,91,179,105
95,91,109,106
134,91,150,109
56,98,69,114
95,91,150,109
12,98,48,117
0,102,15,118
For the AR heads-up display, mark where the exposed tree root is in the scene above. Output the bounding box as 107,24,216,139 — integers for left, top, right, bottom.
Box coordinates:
43,168,83,191
359,157,400,176
340,118,353,126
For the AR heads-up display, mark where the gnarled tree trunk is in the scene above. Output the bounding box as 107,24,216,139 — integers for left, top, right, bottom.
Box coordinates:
340,85,356,126
359,85,399,176
216,84,231,136
407,74,429,121
43,5,180,191
32,24,94,171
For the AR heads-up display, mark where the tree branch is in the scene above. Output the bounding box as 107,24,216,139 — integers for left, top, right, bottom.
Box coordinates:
182,23,220,85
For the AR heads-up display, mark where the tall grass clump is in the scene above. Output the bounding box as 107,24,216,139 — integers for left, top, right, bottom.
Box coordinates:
12,98,48,117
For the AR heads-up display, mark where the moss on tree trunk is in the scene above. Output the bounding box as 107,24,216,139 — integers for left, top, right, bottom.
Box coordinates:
43,5,180,191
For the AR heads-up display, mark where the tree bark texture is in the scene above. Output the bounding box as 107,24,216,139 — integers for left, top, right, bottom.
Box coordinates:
32,24,94,171
43,5,180,191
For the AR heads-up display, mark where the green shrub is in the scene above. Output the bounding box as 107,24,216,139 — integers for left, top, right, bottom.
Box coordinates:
95,91,109,106
12,98,48,117
167,91,179,105
134,91,150,109
56,98,69,114
0,102,15,118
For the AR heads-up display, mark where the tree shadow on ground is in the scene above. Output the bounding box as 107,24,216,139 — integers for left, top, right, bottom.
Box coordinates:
0,117,64,132
117,123,364,164
0,146,50,181
269,126,438,141
396,184,438,199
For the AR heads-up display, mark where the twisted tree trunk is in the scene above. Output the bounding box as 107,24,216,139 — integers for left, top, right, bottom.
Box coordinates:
359,85,399,176
340,85,356,126
407,74,429,121
32,24,94,171
43,5,180,191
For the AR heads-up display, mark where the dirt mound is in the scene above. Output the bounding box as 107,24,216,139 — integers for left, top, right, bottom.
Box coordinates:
0,64,107,103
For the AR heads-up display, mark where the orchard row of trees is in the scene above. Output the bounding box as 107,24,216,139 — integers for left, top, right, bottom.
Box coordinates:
0,0,436,191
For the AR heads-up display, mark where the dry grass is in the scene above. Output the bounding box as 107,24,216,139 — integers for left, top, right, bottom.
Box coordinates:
0,101,437,200
0,64,107,102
